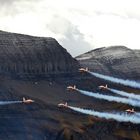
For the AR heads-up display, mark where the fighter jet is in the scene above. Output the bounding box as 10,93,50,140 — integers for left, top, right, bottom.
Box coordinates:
58,102,68,108
99,84,108,90
79,67,89,73
125,108,135,114
67,85,77,91
22,97,34,104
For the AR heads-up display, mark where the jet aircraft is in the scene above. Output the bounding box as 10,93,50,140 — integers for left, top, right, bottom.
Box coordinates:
22,97,34,104
125,108,135,114
99,84,108,90
79,67,89,73
58,102,68,108
67,85,77,91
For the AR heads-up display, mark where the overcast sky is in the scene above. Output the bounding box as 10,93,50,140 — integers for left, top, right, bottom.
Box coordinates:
0,0,140,56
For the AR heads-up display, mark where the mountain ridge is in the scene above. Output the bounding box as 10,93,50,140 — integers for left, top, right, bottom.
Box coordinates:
0,30,79,76
76,46,140,79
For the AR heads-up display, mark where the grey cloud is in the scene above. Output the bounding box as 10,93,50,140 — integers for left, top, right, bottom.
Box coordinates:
0,0,38,5
94,10,140,21
69,8,140,21
60,26,92,57
0,0,40,17
0,1,17,17
47,16,92,56
0,0,20,17
0,0,15,5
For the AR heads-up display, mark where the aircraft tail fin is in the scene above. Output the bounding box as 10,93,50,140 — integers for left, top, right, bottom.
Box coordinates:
23,97,26,102
86,67,88,71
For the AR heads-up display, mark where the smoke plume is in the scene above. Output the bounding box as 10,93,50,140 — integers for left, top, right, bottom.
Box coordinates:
78,89,140,107
68,106,140,124
0,101,23,105
109,88,140,100
89,71,140,89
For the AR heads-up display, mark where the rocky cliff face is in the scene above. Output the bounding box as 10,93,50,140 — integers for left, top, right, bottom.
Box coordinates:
76,46,140,79
0,30,79,76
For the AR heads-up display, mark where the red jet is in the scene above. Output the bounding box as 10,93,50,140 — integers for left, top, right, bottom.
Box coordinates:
67,85,77,91
58,102,68,108
22,97,34,104
125,108,135,114
79,67,89,73
99,84,108,90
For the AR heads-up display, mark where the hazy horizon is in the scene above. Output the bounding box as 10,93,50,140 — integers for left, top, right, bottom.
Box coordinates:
0,0,140,56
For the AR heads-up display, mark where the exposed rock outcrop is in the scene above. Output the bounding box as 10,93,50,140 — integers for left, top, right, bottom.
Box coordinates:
0,30,79,76
76,46,140,79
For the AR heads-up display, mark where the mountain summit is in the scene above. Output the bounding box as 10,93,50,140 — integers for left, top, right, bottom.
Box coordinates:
0,30,79,76
76,46,140,79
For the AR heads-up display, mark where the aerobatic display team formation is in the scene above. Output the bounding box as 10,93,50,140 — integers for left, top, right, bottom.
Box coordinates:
1,67,140,124
59,68,140,124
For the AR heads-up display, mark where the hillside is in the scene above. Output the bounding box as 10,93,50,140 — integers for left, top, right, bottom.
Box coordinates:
0,30,79,76
76,46,140,79
0,31,139,140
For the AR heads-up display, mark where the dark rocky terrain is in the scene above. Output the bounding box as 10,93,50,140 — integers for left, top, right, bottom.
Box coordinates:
0,30,139,140
76,46,140,79
0,30,79,76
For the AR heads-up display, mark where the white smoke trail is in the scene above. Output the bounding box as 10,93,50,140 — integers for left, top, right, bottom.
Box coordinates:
0,101,23,105
136,112,140,116
88,71,140,89
78,89,140,107
68,106,140,124
109,88,140,100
